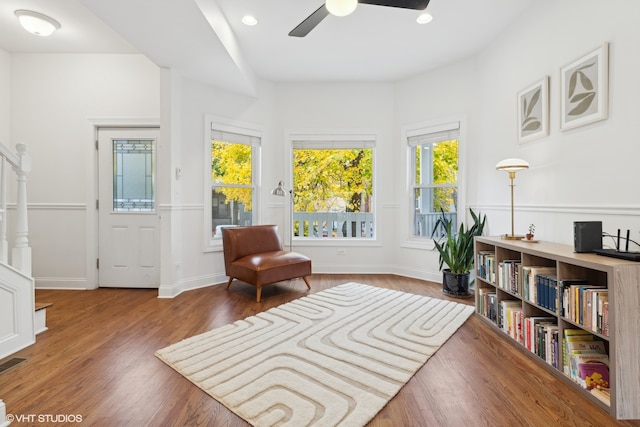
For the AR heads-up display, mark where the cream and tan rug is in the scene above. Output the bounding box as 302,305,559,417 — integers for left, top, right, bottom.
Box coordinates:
155,282,474,426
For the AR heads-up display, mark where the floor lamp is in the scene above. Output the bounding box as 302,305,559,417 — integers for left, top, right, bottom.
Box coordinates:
496,158,529,240
271,180,293,250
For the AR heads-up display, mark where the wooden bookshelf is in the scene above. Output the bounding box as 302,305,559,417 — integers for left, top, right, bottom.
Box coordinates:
474,236,640,420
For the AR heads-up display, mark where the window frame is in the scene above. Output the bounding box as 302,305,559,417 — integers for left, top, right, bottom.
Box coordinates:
286,130,379,247
402,117,467,248
204,115,261,252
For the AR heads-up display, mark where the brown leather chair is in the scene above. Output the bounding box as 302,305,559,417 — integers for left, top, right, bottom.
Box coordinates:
222,224,311,302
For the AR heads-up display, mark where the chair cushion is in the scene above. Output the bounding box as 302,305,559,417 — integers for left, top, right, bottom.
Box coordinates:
229,250,311,286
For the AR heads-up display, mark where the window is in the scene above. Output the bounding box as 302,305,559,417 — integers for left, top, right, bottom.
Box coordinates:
112,139,155,212
290,134,375,240
205,117,260,249
408,121,460,238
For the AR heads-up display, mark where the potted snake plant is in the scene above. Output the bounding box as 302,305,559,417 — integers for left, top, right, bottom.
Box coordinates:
431,208,487,297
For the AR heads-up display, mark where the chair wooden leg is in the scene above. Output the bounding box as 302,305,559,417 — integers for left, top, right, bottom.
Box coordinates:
302,276,311,289
226,277,234,289
256,286,262,303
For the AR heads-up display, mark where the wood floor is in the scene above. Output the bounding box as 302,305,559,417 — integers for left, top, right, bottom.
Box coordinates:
1,274,637,426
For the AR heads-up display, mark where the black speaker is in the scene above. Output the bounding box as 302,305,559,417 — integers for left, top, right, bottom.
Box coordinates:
574,221,602,253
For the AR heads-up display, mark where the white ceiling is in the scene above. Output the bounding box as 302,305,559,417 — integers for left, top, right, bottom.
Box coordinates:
0,0,533,95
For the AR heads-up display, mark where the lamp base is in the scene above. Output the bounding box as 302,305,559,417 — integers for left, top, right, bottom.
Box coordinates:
501,234,524,240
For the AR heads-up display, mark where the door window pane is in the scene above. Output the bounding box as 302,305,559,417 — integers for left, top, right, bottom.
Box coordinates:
113,139,155,212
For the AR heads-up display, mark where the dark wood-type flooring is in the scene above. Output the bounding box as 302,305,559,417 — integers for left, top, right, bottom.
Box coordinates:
1,274,637,426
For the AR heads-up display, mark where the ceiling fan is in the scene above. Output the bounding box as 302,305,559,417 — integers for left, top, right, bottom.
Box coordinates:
289,0,431,37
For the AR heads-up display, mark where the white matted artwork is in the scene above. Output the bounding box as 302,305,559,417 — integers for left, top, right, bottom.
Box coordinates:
517,76,549,143
560,43,609,131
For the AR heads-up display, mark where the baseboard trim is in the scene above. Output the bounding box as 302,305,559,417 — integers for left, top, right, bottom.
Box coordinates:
158,273,227,298
36,268,444,298
35,277,92,290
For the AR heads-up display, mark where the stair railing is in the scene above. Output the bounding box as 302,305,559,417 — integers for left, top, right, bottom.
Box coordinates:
0,142,31,276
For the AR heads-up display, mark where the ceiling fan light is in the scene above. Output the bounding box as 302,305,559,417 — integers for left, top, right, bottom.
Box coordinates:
15,10,60,37
242,15,258,26
417,13,433,24
326,0,358,17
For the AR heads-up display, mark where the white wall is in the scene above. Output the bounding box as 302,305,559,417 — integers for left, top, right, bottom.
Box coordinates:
10,54,160,289
274,82,397,274
8,0,640,294
163,79,400,295
394,57,479,281
157,76,279,296
471,0,640,247
0,49,9,144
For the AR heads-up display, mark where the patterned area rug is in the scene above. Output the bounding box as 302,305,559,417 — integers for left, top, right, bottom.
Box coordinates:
155,282,474,426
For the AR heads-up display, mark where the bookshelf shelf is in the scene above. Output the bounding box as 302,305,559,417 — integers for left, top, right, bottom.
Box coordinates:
475,236,640,420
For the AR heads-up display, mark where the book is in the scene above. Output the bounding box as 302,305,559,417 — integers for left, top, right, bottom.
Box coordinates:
586,289,608,332
524,316,555,352
477,251,496,283
499,300,521,333
590,386,611,405
526,267,556,304
574,353,610,390
498,260,521,293
566,339,606,355
560,279,589,318
563,329,595,376
566,340,606,377
603,300,609,336
546,275,559,312
578,285,606,326
599,295,609,336
544,324,559,367
536,321,557,360
486,292,498,322
579,362,610,390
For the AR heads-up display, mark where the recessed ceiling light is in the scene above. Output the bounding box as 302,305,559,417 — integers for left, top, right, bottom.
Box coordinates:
417,13,433,25
15,10,60,37
242,15,258,26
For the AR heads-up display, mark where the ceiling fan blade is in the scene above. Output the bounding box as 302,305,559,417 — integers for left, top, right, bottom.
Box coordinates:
359,0,430,10
289,5,330,37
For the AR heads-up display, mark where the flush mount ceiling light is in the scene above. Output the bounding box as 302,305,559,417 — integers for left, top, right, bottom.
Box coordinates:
417,13,433,24
15,10,60,37
326,0,358,17
242,15,258,26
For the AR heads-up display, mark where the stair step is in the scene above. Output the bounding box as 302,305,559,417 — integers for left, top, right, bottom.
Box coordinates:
34,303,52,335
35,302,52,311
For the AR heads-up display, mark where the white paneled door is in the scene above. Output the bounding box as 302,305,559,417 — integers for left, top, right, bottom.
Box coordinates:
98,128,160,288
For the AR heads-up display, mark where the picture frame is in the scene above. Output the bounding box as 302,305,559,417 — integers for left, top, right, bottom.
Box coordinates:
517,76,549,143
560,43,609,131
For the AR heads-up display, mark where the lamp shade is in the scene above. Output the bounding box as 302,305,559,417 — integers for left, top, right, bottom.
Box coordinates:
15,10,60,37
326,0,358,17
496,158,529,172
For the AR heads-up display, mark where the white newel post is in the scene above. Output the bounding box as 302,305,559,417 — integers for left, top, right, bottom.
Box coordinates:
0,399,9,427
0,157,7,264
11,143,31,276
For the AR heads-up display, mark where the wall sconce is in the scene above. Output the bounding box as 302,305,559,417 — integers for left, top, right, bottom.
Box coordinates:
272,180,294,250
496,158,529,240
15,10,61,37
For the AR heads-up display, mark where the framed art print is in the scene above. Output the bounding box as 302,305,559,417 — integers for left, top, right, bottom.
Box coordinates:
517,76,549,143
560,43,609,131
